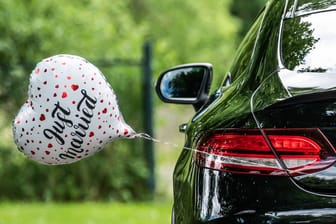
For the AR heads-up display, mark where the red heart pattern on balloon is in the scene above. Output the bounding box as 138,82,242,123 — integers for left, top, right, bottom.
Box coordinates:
13,54,136,165
71,84,79,91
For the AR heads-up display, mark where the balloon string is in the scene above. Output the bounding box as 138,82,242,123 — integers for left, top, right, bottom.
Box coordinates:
134,132,213,156
135,133,276,167
134,132,214,155
134,133,218,156
134,133,179,148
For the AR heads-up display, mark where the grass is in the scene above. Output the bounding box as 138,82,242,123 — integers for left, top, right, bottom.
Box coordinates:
0,201,172,224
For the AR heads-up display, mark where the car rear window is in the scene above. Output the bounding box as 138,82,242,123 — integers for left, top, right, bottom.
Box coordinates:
282,10,336,73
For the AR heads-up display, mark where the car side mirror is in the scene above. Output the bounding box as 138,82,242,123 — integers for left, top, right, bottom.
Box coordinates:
155,63,213,111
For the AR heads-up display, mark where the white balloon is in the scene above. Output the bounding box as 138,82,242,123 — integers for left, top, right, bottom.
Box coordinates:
13,54,136,165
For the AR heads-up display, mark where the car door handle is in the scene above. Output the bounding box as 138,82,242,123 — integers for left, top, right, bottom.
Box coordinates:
179,123,188,133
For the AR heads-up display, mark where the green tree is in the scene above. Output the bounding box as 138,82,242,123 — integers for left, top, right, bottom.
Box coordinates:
0,0,149,201
140,0,240,85
0,0,240,201
230,0,265,40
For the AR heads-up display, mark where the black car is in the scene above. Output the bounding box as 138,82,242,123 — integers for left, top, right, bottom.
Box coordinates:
155,0,336,223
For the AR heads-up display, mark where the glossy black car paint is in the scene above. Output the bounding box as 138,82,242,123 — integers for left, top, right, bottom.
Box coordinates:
157,0,336,223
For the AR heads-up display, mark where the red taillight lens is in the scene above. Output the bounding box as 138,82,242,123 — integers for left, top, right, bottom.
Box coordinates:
195,129,336,176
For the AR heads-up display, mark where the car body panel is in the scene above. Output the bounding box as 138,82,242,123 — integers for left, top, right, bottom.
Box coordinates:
157,0,336,223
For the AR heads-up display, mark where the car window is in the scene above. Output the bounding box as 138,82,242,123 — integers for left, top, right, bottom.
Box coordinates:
293,0,336,17
282,10,336,73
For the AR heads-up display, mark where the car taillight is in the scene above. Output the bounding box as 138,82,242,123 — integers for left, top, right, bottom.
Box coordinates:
195,128,336,176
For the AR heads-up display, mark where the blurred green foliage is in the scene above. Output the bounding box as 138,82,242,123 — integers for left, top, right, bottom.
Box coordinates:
0,0,262,201
230,0,266,40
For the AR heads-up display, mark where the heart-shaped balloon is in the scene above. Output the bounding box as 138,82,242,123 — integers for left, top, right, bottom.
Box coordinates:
13,54,137,165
